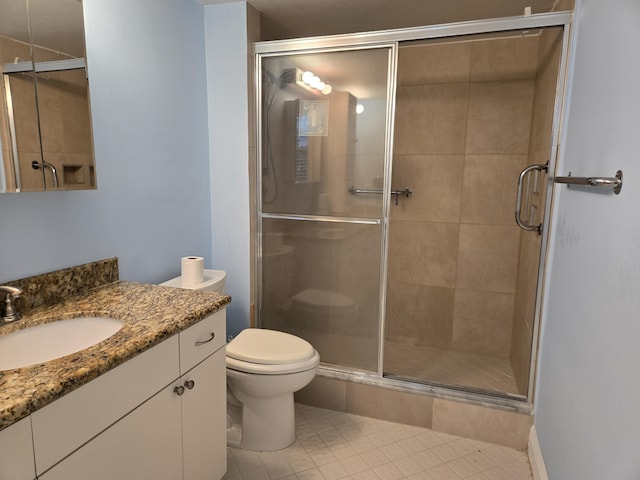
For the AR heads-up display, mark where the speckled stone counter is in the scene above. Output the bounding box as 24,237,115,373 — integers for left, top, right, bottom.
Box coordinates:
0,281,231,431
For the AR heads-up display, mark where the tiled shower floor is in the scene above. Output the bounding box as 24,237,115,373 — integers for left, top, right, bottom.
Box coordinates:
384,341,521,397
222,403,533,479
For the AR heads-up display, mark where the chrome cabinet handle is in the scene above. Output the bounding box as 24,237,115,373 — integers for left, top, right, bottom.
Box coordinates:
174,385,185,396
184,380,195,390
515,163,547,234
194,332,215,346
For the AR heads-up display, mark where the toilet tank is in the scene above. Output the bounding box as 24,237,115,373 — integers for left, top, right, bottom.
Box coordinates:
160,269,226,294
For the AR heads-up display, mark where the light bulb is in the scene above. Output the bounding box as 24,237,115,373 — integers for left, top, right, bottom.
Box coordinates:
301,70,314,84
309,76,321,89
356,104,365,114
321,84,333,95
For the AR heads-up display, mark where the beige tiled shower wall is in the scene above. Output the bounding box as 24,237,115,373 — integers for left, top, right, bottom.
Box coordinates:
388,35,539,363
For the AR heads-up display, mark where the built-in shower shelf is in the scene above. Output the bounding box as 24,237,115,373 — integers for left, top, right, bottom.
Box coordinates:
62,165,85,186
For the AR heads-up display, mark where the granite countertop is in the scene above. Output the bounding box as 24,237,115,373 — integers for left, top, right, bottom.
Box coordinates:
0,281,231,431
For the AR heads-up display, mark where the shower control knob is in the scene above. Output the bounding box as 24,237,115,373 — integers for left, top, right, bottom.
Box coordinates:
184,380,195,390
174,385,185,396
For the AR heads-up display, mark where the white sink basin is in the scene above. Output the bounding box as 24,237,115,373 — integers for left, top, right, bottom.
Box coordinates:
0,317,124,371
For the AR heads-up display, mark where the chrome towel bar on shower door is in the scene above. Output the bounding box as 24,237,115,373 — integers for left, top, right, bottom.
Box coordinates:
348,186,412,205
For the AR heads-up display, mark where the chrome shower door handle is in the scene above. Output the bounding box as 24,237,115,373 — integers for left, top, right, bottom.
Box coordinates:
515,163,548,234
32,160,59,188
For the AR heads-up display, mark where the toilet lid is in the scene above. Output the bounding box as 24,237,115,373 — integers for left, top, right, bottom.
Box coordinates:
227,328,316,365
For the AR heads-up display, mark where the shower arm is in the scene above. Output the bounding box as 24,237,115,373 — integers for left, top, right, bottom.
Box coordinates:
32,160,59,188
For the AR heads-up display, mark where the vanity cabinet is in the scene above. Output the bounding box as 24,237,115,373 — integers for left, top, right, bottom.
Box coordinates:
32,309,226,480
0,416,36,480
38,381,184,479
181,348,227,480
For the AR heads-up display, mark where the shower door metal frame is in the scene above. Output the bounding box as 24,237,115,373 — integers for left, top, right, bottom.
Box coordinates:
254,10,573,409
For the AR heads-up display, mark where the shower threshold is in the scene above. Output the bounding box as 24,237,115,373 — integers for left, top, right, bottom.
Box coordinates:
317,363,531,414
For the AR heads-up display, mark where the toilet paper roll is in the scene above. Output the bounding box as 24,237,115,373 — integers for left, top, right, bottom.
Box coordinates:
181,256,204,286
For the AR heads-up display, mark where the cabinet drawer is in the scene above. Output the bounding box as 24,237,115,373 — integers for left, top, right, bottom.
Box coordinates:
31,336,180,475
179,310,226,373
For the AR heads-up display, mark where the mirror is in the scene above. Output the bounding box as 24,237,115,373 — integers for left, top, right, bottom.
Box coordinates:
0,0,95,192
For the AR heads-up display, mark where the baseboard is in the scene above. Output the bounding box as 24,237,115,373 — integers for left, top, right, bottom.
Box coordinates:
528,425,549,480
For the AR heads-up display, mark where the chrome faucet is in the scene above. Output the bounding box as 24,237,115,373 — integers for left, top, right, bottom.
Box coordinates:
0,286,22,323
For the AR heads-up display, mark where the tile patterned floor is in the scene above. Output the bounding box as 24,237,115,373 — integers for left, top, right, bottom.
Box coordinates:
384,341,521,396
223,404,533,480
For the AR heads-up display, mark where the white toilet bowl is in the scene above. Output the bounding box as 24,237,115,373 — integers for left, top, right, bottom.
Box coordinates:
226,328,320,451
161,270,317,451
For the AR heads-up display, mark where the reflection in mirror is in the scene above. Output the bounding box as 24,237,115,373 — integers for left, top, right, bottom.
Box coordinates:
0,0,95,192
261,49,389,218
0,0,45,190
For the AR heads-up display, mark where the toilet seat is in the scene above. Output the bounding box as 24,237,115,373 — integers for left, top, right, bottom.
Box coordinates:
226,329,319,375
226,352,319,374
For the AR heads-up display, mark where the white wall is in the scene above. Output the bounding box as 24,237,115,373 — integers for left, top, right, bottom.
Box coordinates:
204,2,251,337
0,0,212,284
535,0,640,477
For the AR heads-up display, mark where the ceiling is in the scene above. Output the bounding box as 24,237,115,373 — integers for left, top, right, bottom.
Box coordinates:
247,0,560,40
0,0,562,60
0,0,85,59
250,0,563,100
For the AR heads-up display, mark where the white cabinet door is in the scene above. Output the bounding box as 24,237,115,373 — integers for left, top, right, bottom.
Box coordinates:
181,348,226,480
0,417,36,480
32,336,180,475
40,382,183,480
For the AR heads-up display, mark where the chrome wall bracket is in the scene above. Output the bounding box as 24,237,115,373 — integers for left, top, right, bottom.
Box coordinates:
554,170,623,195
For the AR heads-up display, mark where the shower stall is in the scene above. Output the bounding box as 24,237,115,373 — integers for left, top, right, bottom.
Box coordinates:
256,12,571,404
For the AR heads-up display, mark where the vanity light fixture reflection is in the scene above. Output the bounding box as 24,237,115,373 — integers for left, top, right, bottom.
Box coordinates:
297,69,332,95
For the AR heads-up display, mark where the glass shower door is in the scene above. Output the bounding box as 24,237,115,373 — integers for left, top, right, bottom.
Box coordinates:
384,27,567,399
258,46,393,372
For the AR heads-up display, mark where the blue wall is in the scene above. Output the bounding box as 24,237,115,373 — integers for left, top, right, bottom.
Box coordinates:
535,0,640,477
0,0,212,284
203,2,252,338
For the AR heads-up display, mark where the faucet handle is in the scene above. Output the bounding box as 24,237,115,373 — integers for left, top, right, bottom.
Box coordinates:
0,285,22,323
0,285,21,298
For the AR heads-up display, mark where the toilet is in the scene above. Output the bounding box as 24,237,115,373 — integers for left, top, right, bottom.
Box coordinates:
226,328,319,451
161,269,320,452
